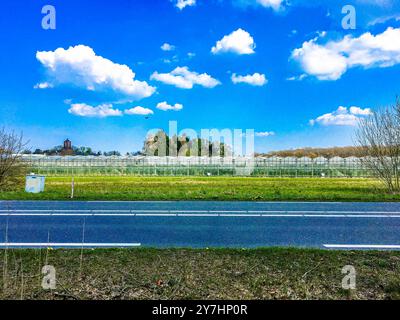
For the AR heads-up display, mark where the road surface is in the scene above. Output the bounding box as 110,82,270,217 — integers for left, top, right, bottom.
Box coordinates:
0,201,400,249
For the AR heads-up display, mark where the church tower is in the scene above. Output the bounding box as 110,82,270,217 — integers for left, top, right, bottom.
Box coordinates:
61,139,74,156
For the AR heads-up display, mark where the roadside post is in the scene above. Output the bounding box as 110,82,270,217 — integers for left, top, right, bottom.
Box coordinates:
71,177,75,199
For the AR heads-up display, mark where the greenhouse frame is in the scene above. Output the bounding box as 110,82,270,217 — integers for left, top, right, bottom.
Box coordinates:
21,155,373,177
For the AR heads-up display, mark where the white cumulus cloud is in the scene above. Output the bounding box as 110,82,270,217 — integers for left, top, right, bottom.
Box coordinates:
231,73,268,86
174,0,196,10
286,74,307,81
161,43,175,51
68,103,123,118
151,66,220,89
310,106,373,126
211,28,256,55
234,0,285,11
125,106,154,116
292,27,400,80
256,0,284,11
33,82,54,89
156,101,183,111
36,45,155,99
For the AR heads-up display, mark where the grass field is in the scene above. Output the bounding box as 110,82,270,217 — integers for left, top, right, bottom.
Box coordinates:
0,176,398,201
0,248,399,300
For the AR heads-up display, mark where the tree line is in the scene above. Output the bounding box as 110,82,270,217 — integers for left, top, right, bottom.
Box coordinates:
21,146,135,157
259,146,368,159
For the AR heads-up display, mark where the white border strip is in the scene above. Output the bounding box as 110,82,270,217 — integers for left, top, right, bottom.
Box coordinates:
324,244,400,249
0,243,141,247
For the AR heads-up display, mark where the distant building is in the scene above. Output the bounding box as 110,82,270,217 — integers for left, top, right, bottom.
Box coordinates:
61,139,74,156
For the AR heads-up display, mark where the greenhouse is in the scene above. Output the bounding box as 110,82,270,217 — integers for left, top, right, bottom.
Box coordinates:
21,155,372,177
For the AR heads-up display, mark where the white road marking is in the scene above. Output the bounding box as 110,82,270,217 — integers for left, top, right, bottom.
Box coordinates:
1,209,400,213
135,213,177,217
85,201,174,203
253,201,346,204
177,214,220,217
261,214,303,217
0,211,399,218
324,244,400,249
303,214,345,218
219,214,262,217
346,215,391,218
0,209,400,218
0,243,141,247
170,210,209,213
0,201,345,204
250,210,400,214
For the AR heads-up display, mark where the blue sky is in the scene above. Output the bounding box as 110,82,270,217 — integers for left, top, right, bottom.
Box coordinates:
1,0,400,153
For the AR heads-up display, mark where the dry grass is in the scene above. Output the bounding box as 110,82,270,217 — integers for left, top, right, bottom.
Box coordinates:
0,248,399,300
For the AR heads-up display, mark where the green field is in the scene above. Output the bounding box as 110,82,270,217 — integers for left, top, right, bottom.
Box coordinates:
0,176,398,201
1,248,399,300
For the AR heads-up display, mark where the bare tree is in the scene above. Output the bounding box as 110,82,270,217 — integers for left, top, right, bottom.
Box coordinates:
356,99,400,193
0,128,27,190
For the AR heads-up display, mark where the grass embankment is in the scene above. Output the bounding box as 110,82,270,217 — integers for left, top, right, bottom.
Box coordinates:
0,176,398,201
0,248,399,300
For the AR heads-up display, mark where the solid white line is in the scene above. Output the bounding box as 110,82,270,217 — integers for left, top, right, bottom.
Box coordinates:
132,210,173,213
303,214,346,218
84,201,174,203
346,215,391,218
51,214,94,216
1,210,400,218
178,214,219,217
253,201,346,204
259,214,302,217
135,213,176,217
0,213,398,218
0,243,141,247
169,210,210,213
251,210,400,214
2,209,400,214
219,214,261,217
324,244,400,249
90,210,132,213
0,200,345,204
92,214,134,217
0,213,55,216
0,210,92,213
212,210,249,213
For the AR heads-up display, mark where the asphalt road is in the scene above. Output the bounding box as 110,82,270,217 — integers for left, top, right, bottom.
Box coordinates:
0,201,400,249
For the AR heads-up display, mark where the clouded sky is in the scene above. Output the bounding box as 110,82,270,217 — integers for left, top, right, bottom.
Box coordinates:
1,0,400,153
